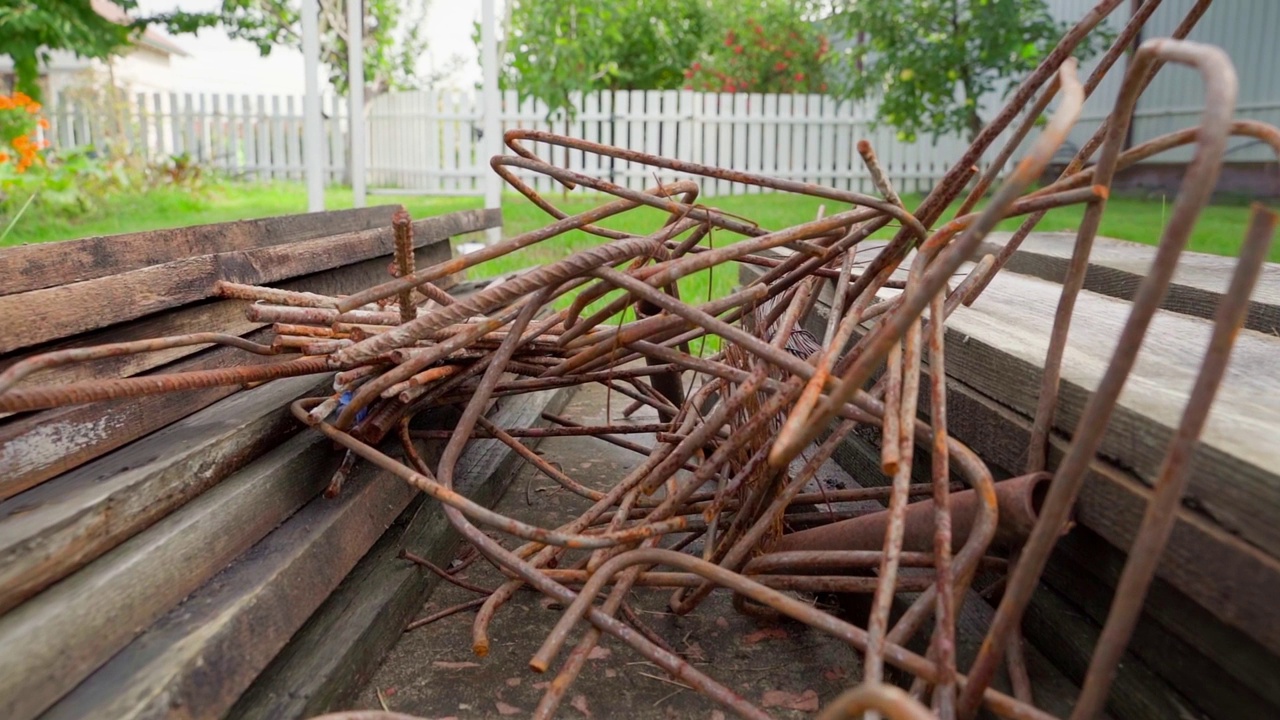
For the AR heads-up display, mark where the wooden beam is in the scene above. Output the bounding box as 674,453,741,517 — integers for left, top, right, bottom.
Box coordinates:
0,205,398,296
0,431,339,720
229,387,575,719
940,269,1280,557
1044,530,1280,718
0,209,498,354
0,374,330,615
743,262,1280,657
981,232,1280,334
44,388,573,720
0,243,445,496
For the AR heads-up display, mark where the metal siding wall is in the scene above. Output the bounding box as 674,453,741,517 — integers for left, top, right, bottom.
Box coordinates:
1049,0,1280,164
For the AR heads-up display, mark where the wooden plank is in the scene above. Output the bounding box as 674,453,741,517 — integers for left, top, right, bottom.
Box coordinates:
0,238,448,390
224,386,573,719
0,431,338,720
0,240,448,496
1044,529,1280,718
981,231,1280,334
935,270,1280,556
0,209,498,354
1020,583,1200,720
38,440,416,720
745,262,1280,656
0,206,395,297
0,374,329,615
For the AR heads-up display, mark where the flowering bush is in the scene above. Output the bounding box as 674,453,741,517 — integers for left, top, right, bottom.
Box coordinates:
685,10,829,95
0,92,51,173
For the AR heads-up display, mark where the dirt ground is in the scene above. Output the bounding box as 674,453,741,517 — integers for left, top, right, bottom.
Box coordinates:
351,381,875,719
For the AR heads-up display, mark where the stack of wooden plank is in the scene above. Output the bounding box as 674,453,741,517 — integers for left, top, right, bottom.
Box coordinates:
0,207,571,720
744,234,1280,719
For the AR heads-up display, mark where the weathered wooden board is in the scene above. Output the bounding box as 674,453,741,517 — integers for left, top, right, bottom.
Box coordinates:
229,387,574,720
0,242,448,496
828,412,1265,719
38,440,417,720
1021,583,1199,720
1044,530,1280,719
0,208,497,354
981,231,1280,334
0,431,338,720
0,374,330,615
934,270,1280,557
0,238,452,390
0,327,281,500
750,262,1280,658
0,205,397,297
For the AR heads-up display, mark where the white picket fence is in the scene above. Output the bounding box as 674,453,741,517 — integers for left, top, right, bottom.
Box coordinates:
50,91,352,183
49,88,1010,196
367,89,999,197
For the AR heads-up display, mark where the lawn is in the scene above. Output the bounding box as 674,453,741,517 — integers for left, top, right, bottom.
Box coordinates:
2,183,1267,299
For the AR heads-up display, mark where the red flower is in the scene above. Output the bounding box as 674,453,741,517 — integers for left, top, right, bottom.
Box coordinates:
734,45,743,55
684,68,694,78
692,62,701,71
794,72,805,82
724,31,736,47
820,82,829,92
774,61,787,71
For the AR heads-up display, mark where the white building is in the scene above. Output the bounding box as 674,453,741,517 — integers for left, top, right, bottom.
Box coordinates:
0,0,188,100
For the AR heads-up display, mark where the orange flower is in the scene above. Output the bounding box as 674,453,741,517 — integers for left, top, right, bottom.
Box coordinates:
12,91,31,105
26,102,41,114
38,117,50,129
0,152,9,163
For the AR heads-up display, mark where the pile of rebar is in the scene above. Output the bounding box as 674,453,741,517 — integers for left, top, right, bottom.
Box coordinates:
2,1,1278,718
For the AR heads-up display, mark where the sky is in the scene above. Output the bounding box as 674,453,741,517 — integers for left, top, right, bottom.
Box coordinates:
135,0,490,95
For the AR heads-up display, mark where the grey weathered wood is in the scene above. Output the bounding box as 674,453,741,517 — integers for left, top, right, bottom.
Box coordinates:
0,205,397,297
0,243,445,496
0,208,498,354
0,237,452,390
0,374,329,615
38,440,416,720
1020,583,1199,720
937,269,1280,557
229,387,575,720
0,327,282,500
745,261,1280,658
981,231,1280,334
0,431,338,720
1044,529,1280,719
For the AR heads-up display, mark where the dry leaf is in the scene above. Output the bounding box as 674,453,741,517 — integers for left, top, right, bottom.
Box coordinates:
761,689,820,712
741,627,788,645
587,646,612,660
431,661,481,669
605,668,618,678
533,681,551,690
571,693,592,717
505,677,522,687
496,701,522,716
682,641,707,663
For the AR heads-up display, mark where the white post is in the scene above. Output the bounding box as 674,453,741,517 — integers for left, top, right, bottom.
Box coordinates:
347,0,366,208
481,0,502,243
302,0,325,212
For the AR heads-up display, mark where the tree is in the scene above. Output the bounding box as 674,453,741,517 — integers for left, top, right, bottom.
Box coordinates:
495,0,712,116
686,0,830,95
828,0,1112,142
0,0,141,102
160,1,456,101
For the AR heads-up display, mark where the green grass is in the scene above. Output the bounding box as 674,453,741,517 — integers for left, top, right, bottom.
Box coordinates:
4,181,1261,353
3,181,1267,270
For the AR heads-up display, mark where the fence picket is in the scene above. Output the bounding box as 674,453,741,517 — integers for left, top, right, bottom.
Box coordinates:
48,88,1030,198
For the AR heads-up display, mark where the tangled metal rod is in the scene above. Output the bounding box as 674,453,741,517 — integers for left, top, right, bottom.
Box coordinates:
3,2,1276,717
